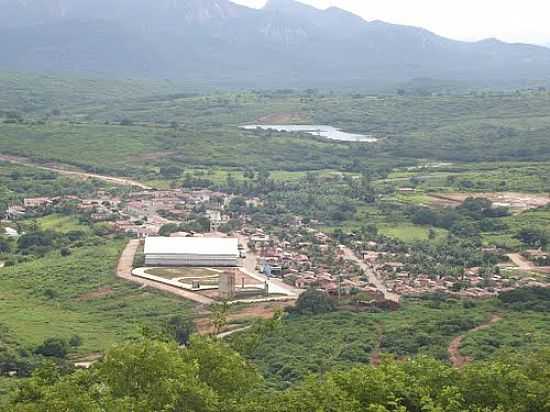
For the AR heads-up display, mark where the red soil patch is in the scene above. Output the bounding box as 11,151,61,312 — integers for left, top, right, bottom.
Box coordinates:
78,287,114,301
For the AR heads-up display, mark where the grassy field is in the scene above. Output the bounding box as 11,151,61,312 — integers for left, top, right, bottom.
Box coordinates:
378,223,447,242
35,214,90,233
461,311,550,360
145,267,221,279
0,240,195,353
382,162,550,194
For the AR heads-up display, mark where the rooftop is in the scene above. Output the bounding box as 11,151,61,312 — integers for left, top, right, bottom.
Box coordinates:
144,237,239,256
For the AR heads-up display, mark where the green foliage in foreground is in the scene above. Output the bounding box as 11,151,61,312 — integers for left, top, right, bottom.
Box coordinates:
7,336,550,412
233,299,489,386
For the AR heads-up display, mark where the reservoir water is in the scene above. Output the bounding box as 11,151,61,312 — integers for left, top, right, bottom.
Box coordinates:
240,124,377,143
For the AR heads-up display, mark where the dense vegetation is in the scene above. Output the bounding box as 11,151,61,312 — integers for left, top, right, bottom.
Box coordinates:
2,79,550,179
6,335,550,412
0,163,108,209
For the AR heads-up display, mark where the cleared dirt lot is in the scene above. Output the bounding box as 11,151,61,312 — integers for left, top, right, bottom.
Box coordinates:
428,192,550,212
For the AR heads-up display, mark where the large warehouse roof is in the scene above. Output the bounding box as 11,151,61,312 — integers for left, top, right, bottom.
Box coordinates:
144,237,239,256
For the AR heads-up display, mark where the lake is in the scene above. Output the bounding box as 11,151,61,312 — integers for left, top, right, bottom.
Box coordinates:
240,124,377,142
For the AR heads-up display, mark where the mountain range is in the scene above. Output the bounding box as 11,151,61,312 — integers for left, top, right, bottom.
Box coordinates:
1,0,549,89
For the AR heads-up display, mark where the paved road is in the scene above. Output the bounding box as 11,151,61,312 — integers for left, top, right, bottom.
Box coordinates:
116,240,214,305
238,235,301,298
342,247,400,303
216,325,253,339
0,153,152,189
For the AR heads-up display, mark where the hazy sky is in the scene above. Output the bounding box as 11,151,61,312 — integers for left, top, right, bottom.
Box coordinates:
233,0,550,45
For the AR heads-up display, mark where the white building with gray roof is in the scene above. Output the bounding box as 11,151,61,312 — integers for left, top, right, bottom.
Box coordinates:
144,237,239,267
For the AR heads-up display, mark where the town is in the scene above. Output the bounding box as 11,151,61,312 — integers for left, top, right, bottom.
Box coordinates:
4,183,549,307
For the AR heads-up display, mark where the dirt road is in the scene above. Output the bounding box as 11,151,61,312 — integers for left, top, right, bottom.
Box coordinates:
116,240,214,305
342,247,400,304
507,253,536,270
0,153,152,189
448,314,502,368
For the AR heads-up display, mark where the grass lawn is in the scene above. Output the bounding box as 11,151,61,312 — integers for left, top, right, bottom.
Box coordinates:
461,311,550,360
145,267,221,279
378,224,447,242
392,191,433,206
35,214,90,233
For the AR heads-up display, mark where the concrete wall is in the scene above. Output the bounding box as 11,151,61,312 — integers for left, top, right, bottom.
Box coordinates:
145,254,238,267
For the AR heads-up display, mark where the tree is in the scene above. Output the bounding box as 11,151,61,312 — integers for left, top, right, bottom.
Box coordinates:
34,338,69,358
517,226,549,248
290,289,336,315
165,315,195,345
160,166,183,179
12,337,261,411
119,118,133,126
17,231,55,251
69,335,82,348
159,223,180,237
210,302,229,336
0,239,11,253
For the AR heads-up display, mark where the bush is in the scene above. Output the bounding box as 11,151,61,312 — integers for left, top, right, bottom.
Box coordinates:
290,289,336,315
0,239,11,253
34,338,69,358
165,316,196,345
498,287,550,312
69,335,82,348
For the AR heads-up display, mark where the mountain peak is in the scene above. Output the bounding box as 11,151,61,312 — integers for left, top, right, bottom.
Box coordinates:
1,0,549,88
264,0,318,13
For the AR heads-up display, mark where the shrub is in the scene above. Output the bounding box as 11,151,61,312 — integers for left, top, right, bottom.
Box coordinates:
34,338,69,358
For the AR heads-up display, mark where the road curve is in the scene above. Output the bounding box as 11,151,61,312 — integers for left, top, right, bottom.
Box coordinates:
0,153,152,189
116,240,214,305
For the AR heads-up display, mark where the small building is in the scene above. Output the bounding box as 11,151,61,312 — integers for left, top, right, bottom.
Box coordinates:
144,237,240,267
24,197,52,208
